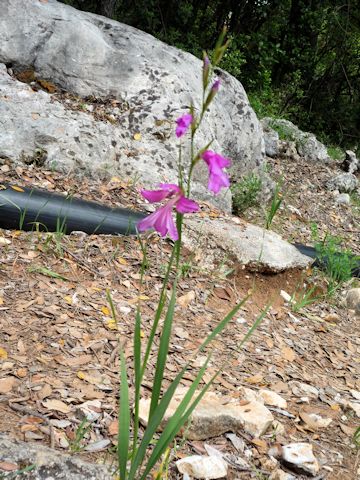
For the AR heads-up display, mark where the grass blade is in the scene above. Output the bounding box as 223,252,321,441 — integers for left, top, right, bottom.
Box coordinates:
118,344,130,480
149,280,178,418
139,356,212,480
132,305,142,458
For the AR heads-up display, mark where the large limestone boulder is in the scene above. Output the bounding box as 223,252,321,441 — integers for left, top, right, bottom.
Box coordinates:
0,0,266,212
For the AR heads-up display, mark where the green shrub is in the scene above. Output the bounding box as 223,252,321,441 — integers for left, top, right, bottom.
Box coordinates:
327,145,345,161
231,173,262,214
311,224,359,294
268,120,296,142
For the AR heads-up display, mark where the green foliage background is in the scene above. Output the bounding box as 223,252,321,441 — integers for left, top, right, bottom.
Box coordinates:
60,0,360,149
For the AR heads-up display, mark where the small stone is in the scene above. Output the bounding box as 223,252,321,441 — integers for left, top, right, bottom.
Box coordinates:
0,164,10,172
270,469,296,480
281,443,320,476
299,411,333,429
346,289,360,311
324,313,341,323
341,150,359,174
335,193,350,205
280,290,292,302
290,381,319,398
260,456,278,471
271,420,285,436
176,455,228,479
259,389,287,409
350,390,360,401
348,402,360,417
76,400,102,422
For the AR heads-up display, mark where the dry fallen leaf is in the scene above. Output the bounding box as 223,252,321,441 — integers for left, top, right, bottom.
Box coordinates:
178,291,196,308
245,374,264,385
281,346,296,362
0,462,19,472
0,347,8,360
108,420,118,436
0,377,16,394
42,399,71,414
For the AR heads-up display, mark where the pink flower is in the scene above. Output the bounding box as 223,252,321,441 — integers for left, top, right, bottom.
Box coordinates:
201,150,231,194
138,184,199,240
175,114,193,138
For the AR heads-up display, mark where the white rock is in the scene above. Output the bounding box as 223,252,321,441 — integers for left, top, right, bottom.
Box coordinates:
176,455,228,479
348,402,360,417
350,390,360,401
260,121,279,158
259,389,287,409
335,193,350,205
270,469,296,480
346,289,360,311
139,389,274,440
76,400,102,422
327,173,359,193
280,290,292,302
281,443,319,476
290,381,319,398
271,420,285,436
0,0,269,213
184,218,312,273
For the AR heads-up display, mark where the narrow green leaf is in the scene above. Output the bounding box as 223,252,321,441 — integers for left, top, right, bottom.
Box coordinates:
149,280,178,418
128,366,191,479
118,345,130,480
140,356,212,480
132,305,142,458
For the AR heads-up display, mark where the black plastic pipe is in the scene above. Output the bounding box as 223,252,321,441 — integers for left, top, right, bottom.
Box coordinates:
293,243,360,278
0,183,358,278
0,184,147,235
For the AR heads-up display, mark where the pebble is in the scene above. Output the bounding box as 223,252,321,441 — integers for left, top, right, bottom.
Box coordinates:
281,443,319,476
176,455,228,479
335,193,350,205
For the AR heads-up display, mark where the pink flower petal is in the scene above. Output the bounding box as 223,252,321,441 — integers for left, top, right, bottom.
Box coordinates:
137,203,179,241
141,183,180,203
176,196,200,213
175,114,193,138
201,150,231,195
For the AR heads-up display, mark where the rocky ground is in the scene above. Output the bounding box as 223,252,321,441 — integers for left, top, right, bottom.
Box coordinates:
0,148,359,479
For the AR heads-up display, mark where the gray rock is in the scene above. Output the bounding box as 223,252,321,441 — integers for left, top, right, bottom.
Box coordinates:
0,434,113,479
326,173,359,193
341,150,359,174
183,217,312,273
262,118,330,163
335,193,351,205
261,120,279,157
0,0,267,212
346,288,360,314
